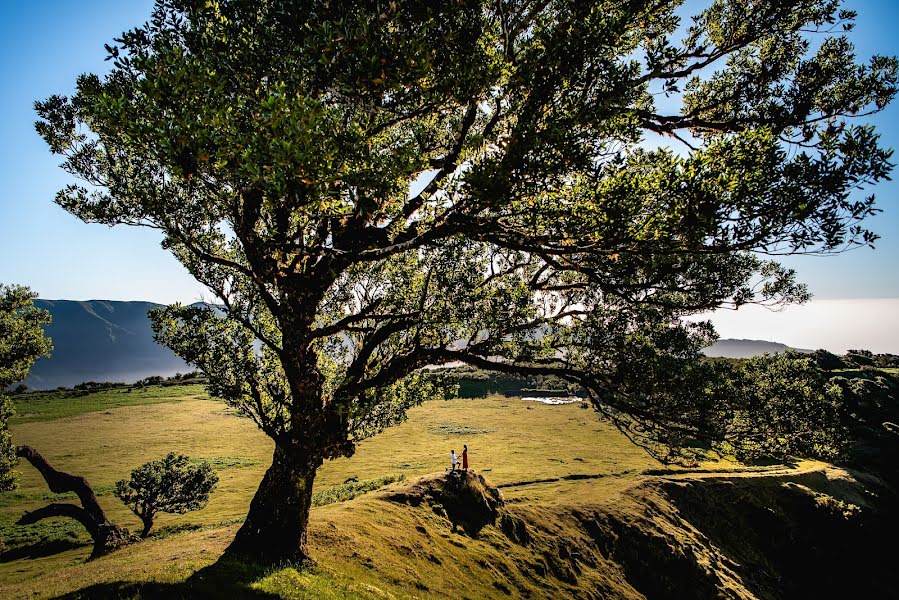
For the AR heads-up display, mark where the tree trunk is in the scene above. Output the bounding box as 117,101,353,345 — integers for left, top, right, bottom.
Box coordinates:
140,516,153,539
16,445,128,558
224,444,321,564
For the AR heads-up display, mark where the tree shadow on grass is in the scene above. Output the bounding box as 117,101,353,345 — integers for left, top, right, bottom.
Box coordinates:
0,539,88,562
745,455,801,468
50,557,282,599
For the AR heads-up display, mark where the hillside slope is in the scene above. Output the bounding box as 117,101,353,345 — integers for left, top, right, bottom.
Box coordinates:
25,300,189,389
2,463,893,599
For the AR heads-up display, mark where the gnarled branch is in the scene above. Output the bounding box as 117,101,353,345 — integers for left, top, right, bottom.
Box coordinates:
16,445,128,558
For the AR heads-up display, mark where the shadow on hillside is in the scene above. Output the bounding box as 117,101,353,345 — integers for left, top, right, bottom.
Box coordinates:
50,558,281,599
0,539,88,563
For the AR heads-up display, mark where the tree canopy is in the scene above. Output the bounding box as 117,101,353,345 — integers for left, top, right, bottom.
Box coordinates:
37,0,897,561
0,285,52,492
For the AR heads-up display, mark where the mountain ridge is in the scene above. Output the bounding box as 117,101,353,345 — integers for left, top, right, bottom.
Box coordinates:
702,338,813,359
23,299,813,390
25,299,189,389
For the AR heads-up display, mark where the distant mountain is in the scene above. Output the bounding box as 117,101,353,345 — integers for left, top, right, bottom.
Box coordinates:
25,300,190,390
21,300,816,389
703,338,812,359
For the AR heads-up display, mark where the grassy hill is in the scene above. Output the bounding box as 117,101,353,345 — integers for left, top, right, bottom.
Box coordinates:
0,386,895,598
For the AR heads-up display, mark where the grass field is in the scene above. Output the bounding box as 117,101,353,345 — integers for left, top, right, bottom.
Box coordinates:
9,384,209,424
3,382,887,599
1,384,663,594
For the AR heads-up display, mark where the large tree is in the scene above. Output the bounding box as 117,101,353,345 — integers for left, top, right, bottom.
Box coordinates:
0,285,52,492
37,0,896,562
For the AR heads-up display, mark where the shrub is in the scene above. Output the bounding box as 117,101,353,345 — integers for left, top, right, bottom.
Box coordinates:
115,453,218,538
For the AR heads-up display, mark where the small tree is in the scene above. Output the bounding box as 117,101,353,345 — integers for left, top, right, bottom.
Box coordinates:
0,284,51,492
810,349,848,372
115,453,219,538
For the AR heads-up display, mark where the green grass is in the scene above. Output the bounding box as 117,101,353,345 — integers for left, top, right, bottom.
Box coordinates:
0,513,90,558
0,380,866,600
11,384,208,424
311,474,406,507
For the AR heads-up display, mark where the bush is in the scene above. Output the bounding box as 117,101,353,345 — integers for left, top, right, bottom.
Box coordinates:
810,349,847,371
115,453,218,538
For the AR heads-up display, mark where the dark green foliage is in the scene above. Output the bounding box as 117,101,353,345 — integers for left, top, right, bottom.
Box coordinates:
872,354,899,369
436,366,579,399
0,396,15,493
726,354,846,461
828,368,899,486
597,349,847,462
0,285,52,492
115,453,219,538
810,349,848,371
845,349,876,367
36,0,897,560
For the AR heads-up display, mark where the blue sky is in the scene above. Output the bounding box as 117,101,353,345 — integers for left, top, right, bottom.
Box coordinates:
0,1,897,351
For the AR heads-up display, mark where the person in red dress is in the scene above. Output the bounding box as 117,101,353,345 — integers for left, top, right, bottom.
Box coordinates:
462,444,469,470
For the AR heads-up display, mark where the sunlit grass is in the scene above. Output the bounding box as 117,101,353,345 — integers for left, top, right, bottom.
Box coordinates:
1,384,668,597
11,384,208,424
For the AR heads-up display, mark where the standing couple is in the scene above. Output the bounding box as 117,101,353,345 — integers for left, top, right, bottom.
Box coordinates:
450,444,468,471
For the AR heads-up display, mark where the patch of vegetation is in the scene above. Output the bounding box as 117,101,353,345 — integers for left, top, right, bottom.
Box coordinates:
0,483,117,509
428,423,496,436
389,461,428,470
311,474,406,507
432,366,580,399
